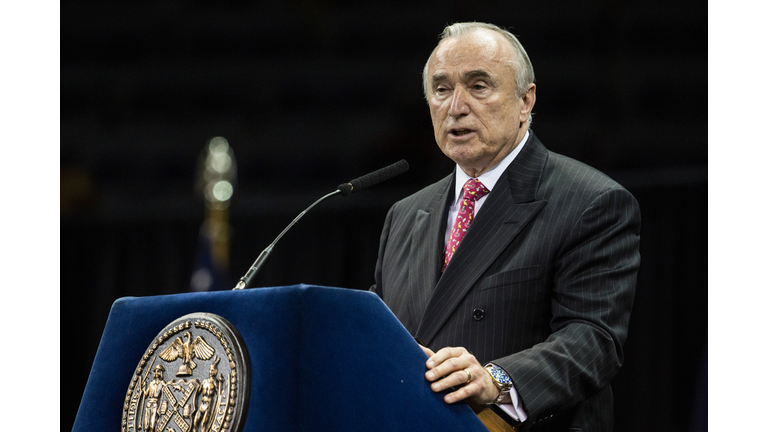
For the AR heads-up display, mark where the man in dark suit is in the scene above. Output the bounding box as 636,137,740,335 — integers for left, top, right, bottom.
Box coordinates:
372,22,640,431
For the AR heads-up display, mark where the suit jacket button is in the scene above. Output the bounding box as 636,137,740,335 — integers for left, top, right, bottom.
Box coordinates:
472,309,485,321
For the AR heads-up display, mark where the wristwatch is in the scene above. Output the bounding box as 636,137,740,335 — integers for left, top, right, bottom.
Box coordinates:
484,363,513,404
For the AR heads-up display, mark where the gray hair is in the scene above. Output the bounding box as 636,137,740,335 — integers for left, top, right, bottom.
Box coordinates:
422,22,536,123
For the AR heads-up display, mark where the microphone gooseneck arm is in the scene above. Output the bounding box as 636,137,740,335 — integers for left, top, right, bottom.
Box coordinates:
233,159,409,290
234,189,341,290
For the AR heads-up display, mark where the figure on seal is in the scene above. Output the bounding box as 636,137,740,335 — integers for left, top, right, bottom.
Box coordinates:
140,364,167,431
193,356,221,432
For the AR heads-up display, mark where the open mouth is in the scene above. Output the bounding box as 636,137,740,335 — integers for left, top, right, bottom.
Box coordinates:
451,128,474,136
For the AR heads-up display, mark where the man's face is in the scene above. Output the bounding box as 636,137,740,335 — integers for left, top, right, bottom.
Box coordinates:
426,29,535,177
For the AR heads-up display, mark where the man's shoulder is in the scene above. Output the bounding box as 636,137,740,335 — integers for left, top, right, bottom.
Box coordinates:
523,134,634,212
390,173,453,213
542,149,626,195
520,131,622,193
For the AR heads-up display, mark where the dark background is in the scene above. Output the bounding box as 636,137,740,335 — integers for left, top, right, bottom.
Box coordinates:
61,1,707,431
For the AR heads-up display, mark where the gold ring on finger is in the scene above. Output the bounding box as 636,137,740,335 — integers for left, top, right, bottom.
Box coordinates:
465,368,472,384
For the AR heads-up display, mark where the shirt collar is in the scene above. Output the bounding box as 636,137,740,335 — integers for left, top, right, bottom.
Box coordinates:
453,130,530,203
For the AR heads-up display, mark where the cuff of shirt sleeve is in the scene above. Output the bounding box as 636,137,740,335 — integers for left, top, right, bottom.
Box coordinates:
497,382,527,422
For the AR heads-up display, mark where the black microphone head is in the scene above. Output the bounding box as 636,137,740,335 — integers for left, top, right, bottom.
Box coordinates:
338,159,409,196
338,182,354,196
391,159,409,175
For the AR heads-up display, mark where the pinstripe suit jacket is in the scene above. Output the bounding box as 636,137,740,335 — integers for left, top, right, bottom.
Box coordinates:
373,131,640,431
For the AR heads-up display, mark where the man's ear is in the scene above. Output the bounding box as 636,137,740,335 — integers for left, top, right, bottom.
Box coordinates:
519,83,536,123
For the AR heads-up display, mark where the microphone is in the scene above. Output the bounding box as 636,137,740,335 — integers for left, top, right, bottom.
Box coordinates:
338,159,409,196
233,160,409,290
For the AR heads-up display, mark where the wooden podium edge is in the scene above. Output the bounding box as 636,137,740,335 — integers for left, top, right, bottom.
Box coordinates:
477,408,518,432
468,402,519,432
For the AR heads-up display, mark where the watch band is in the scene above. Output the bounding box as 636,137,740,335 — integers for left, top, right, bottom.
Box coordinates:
492,387,507,404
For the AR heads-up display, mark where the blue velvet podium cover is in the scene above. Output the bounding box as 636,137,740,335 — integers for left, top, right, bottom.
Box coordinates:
73,284,488,431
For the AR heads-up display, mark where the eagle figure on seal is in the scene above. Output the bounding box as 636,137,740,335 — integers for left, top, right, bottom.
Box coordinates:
159,331,215,376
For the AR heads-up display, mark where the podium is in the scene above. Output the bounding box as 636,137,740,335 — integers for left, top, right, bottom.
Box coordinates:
73,284,489,431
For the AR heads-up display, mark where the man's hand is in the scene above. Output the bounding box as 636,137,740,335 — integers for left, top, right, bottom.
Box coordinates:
423,346,500,405
419,344,436,357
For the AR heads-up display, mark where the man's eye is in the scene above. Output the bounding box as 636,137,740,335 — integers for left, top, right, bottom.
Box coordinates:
436,87,448,93
473,84,487,91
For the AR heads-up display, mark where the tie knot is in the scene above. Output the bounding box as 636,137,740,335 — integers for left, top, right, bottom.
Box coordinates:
462,179,489,202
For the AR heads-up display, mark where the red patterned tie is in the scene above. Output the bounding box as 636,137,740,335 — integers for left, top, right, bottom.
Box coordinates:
442,179,490,272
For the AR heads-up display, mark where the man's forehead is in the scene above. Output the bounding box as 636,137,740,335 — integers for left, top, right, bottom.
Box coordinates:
429,30,513,73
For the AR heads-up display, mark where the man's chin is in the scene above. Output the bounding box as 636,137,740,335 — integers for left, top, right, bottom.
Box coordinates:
443,152,470,166
449,156,489,177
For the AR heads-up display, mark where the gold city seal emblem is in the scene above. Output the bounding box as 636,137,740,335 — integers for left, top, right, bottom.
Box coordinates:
121,313,250,432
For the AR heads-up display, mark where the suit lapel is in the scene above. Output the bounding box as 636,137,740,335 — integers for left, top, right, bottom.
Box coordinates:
416,132,550,345
403,174,453,330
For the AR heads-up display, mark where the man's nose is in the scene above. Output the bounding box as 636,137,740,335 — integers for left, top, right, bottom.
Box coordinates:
448,87,471,117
